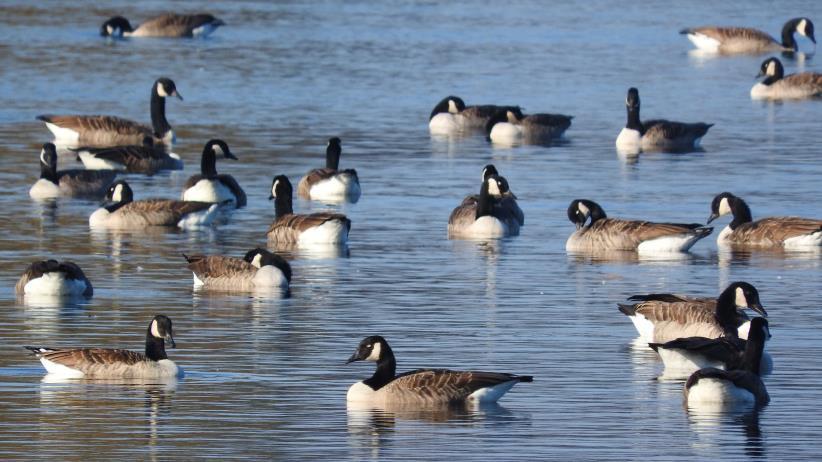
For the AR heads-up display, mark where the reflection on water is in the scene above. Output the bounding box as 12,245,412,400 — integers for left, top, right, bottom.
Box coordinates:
687,405,766,459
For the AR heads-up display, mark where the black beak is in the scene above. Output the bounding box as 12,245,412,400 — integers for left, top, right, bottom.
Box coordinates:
755,71,765,78
810,34,817,45
226,151,238,160
268,194,275,200
707,212,719,224
346,351,361,364
166,333,176,348
173,91,183,101
749,302,767,318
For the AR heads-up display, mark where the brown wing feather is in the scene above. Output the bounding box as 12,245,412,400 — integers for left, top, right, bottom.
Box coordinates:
185,255,255,279
689,26,777,44
298,168,337,198
42,348,147,368
39,115,151,136
584,218,702,249
116,199,213,226
732,217,822,245
634,300,718,324
448,197,478,231
384,369,525,403
136,13,219,37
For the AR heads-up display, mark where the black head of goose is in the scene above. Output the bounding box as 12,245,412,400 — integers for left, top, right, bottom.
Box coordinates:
684,317,770,406
708,192,822,248
485,107,572,144
267,174,351,245
297,137,361,202
345,335,532,405
36,77,182,147
90,180,221,229
751,57,822,100
181,139,246,208
565,199,713,253
101,13,225,38
75,136,183,174
15,259,93,297
617,281,767,344
448,175,520,239
183,247,292,290
615,88,713,153
29,142,116,199
680,17,815,54
25,314,182,379
650,317,773,379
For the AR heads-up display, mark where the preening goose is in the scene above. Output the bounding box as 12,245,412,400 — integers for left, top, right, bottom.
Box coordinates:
90,180,222,229
565,199,712,253
650,317,772,379
486,107,572,144
448,175,520,239
267,175,351,244
751,57,822,100
708,192,822,248
37,77,182,147
181,139,246,208
75,136,183,173
615,88,712,154
15,259,92,297
25,315,182,379
101,13,225,38
346,335,533,405
297,137,361,202
29,143,116,199
684,317,770,406
617,282,768,343
428,96,520,134
681,17,815,54
183,248,291,290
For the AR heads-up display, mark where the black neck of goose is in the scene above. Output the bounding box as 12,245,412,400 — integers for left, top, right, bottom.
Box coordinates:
200,148,218,177
274,190,293,217
781,21,799,50
145,328,168,361
363,345,397,391
715,289,743,337
587,201,607,224
150,87,171,138
728,197,753,229
40,160,58,183
741,327,765,375
325,145,341,170
476,182,496,219
626,105,644,133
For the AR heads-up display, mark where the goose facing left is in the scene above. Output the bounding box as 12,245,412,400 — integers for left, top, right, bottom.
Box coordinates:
565,199,713,253
181,139,247,208
29,143,116,199
346,335,533,405
751,57,822,100
90,180,222,229
184,248,291,291
16,259,93,297
297,137,361,202
37,77,182,147
25,315,182,379
101,13,225,38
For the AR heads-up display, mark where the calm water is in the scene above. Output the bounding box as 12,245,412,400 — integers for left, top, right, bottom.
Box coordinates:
1,0,821,459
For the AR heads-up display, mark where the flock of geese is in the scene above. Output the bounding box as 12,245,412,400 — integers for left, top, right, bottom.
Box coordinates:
15,13,822,409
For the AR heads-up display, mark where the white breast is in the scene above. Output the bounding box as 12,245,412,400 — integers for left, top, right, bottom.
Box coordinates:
24,272,88,296
463,215,508,239
687,378,755,405
429,113,461,134
298,220,349,245
89,208,112,228
183,179,235,204
716,225,733,244
615,127,642,155
347,381,376,402
489,122,522,144
29,179,61,199
750,83,771,100
309,174,361,202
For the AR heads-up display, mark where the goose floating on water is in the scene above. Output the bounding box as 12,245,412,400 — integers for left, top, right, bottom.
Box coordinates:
75,136,183,174
267,175,351,245
297,137,361,202
486,107,572,145
184,248,291,291
448,175,520,239
429,96,520,134
681,17,815,54
101,13,225,38
751,57,822,100
29,142,116,199
15,259,93,297
181,139,246,208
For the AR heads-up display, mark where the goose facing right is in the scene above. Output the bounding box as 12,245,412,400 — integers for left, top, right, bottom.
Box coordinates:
681,17,815,54
565,199,713,253
708,192,822,248
751,57,822,100
24,315,181,379
75,136,183,174
615,88,713,153
183,248,291,291
16,259,93,297
101,13,225,38
297,137,361,202
29,142,116,199
428,96,520,134
617,282,768,344
346,335,533,405
181,139,247,208
485,107,572,144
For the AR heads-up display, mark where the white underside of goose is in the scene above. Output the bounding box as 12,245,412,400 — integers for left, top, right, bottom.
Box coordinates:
309,175,361,201
627,314,751,343
299,220,349,245
192,23,220,38
784,231,822,248
751,82,818,100
489,122,522,143
615,127,642,155
461,216,509,239
24,272,88,296
466,380,519,402
40,357,86,378
176,204,221,229
346,379,518,404
637,234,704,253
685,33,722,53
78,151,125,170
89,203,219,229
428,113,462,134
183,179,236,205
43,122,80,143
687,378,755,405
29,179,61,199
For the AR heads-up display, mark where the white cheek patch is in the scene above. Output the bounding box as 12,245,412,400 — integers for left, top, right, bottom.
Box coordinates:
447,100,458,114
271,180,279,198
766,61,776,76
366,342,381,361
718,197,731,216
111,184,123,202
799,19,808,36
251,253,263,269
40,149,47,165
213,144,224,157
487,179,502,196
150,320,161,338
506,111,517,122
735,287,747,307
577,202,590,218
157,84,169,97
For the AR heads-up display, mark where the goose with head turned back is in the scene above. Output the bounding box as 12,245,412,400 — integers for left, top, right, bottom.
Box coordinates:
183,248,291,291
29,143,116,199
428,95,520,134
101,13,225,38
448,175,520,238
25,315,182,379
751,57,822,100
297,137,361,202
267,175,351,245
75,136,183,174
181,139,246,208
16,259,93,297
346,335,533,405
485,107,572,144
37,78,182,147
681,17,815,54
708,192,822,248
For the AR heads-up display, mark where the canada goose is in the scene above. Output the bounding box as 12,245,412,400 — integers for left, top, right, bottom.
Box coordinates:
566,199,713,253
297,137,361,202
428,96,520,134
615,88,713,153
453,164,524,227
100,13,225,38
181,139,246,208
485,107,572,144
346,335,533,405
90,180,221,229
681,17,815,54
29,142,116,199
25,315,182,379
183,248,291,290
15,259,93,297
75,136,183,174
684,318,770,406
650,317,772,378
448,175,520,239
708,192,822,248
617,282,768,343
751,57,822,100
267,175,351,244
37,77,182,147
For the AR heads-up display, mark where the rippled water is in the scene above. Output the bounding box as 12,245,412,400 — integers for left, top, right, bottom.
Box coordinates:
1,0,821,459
